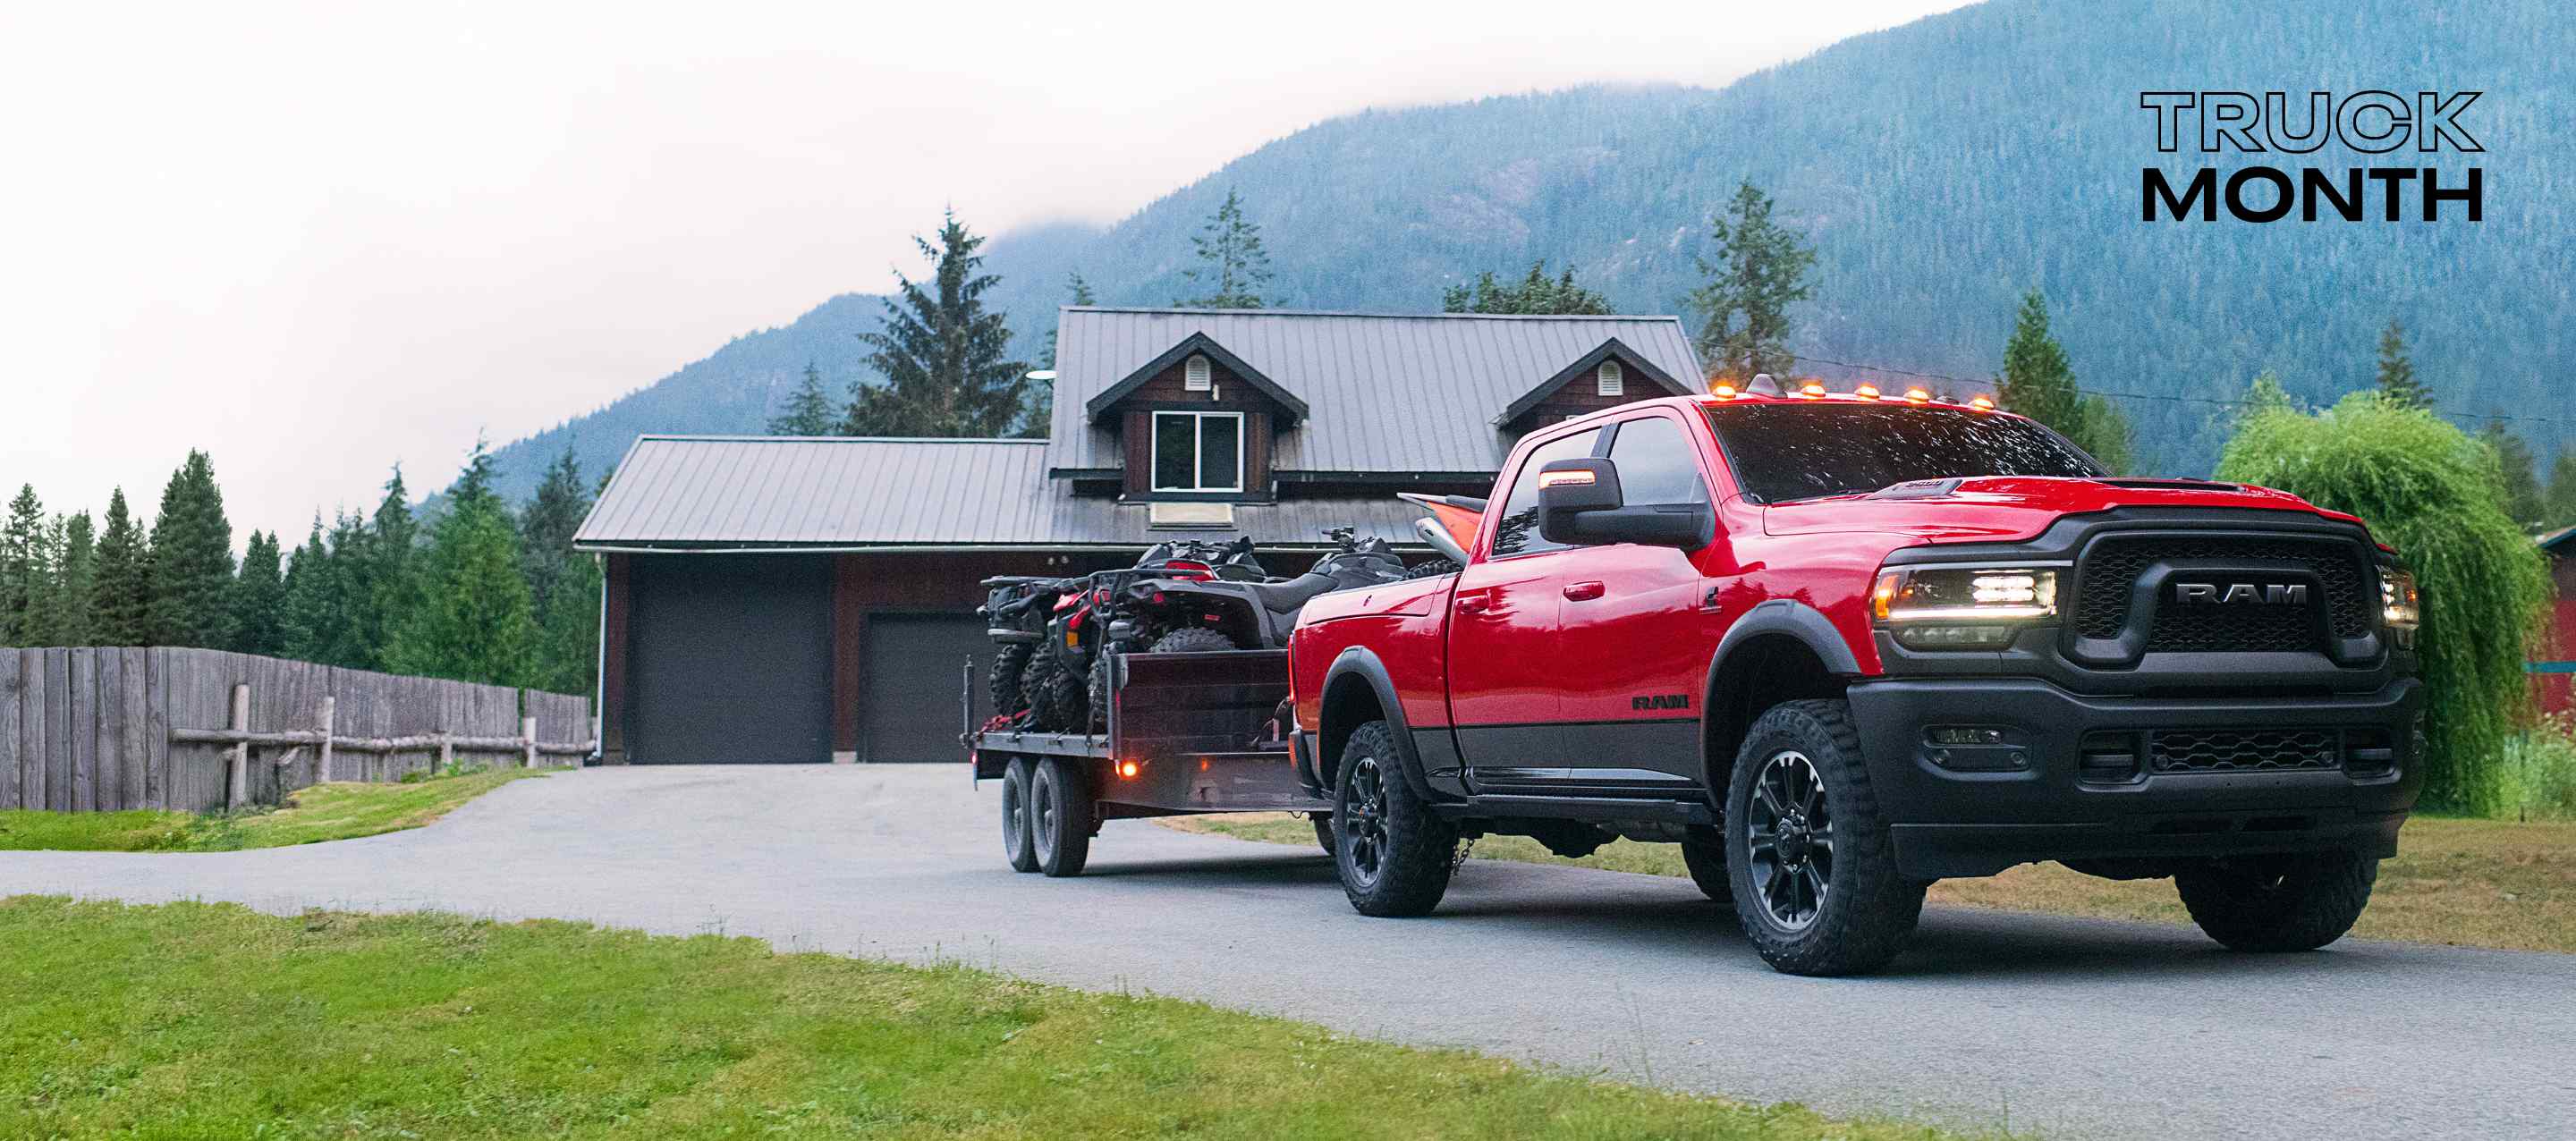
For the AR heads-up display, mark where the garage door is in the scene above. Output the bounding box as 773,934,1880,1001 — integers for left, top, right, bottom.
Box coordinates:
627,554,833,764
864,613,991,763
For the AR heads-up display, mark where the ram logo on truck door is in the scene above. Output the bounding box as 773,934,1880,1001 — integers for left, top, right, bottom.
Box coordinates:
1631,693,1691,711
2173,582,2309,605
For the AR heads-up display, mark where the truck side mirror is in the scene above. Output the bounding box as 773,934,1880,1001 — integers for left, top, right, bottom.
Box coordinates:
1538,458,1714,550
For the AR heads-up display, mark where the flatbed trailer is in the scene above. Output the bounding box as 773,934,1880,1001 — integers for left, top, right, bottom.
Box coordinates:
964,648,1331,875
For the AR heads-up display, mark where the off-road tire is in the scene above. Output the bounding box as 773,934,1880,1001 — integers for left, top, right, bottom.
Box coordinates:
2175,849,2379,952
1023,651,1086,732
1679,824,1729,903
1030,756,1093,877
1087,653,1113,733
1149,627,1239,654
1310,814,1336,857
1726,698,1924,976
990,643,1032,717
1000,758,1038,873
1334,720,1457,917
1404,558,1462,579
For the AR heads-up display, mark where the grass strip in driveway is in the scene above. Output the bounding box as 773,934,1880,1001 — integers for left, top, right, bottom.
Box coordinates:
0,897,2000,1141
1165,814,2576,954
0,767,558,852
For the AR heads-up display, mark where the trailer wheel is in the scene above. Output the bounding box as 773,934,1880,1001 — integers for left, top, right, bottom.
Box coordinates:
1310,813,1336,857
1334,720,1456,917
1725,698,1924,976
1000,758,1038,873
1030,756,1093,877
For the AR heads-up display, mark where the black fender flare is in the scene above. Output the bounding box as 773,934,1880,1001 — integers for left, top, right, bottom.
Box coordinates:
1318,647,1442,803
1697,599,1863,785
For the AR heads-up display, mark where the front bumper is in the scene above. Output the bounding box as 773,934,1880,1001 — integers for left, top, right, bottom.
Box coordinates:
1846,676,2422,878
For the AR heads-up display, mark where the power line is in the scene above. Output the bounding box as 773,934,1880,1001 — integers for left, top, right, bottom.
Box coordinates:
1787,350,2576,431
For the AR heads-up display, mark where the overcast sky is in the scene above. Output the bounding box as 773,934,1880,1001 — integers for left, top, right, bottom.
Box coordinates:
1,0,1970,542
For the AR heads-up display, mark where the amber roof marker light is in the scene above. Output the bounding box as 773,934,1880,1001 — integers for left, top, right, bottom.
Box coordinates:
1969,394,1996,410
1904,387,1931,403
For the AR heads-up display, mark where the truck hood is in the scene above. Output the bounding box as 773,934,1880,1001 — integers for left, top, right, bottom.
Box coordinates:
1759,476,2363,544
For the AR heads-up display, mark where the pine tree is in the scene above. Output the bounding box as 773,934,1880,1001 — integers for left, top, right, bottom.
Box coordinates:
1,485,47,646
2480,419,2546,529
147,452,237,648
1992,291,2135,471
386,442,536,686
1443,261,1613,315
531,551,601,696
519,447,589,610
767,362,841,436
1024,272,1097,437
284,512,373,668
90,488,151,647
2374,319,2431,410
2546,452,2576,529
845,209,1031,438
1177,190,1275,308
2241,369,2300,418
47,511,97,647
227,529,286,655
360,466,419,669
1688,182,1818,380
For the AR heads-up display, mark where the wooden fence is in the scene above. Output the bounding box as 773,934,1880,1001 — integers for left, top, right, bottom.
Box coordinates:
0,647,595,814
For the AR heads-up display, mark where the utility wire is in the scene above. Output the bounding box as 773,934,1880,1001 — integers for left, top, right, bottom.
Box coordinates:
1787,350,2576,430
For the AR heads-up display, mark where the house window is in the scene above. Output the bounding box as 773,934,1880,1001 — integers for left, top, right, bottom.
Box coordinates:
1151,410,1244,492
1597,359,1624,396
1184,354,1213,392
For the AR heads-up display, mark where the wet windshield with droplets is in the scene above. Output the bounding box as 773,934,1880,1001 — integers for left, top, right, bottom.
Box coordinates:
1704,404,2104,503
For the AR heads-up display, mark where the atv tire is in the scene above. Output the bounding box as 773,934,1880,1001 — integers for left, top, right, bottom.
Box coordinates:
1334,720,1457,917
1022,651,1086,733
2175,849,2378,952
1086,653,1113,733
1725,698,1925,976
1404,558,1462,579
990,643,1032,718
1149,627,1239,654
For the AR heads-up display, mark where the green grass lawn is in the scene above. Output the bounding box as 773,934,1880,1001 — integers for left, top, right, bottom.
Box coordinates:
1167,814,2576,954
0,767,556,853
0,897,1999,1141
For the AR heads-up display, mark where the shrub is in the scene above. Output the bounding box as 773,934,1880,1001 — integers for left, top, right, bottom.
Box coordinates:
2216,393,2553,813
2498,713,2576,822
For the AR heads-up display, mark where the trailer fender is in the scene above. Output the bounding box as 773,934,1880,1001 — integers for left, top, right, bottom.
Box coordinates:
1318,647,1447,804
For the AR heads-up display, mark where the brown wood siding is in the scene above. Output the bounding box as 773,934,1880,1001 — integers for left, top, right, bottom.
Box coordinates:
1111,354,1282,496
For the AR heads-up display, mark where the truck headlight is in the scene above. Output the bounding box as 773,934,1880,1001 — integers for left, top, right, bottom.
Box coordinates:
1872,567,2057,650
2378,567,2419,631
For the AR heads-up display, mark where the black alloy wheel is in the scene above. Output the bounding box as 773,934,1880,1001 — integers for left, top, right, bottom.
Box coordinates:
1744,748,1833,930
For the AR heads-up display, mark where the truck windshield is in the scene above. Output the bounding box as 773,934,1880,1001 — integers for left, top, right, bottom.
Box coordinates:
1704,403,2105,503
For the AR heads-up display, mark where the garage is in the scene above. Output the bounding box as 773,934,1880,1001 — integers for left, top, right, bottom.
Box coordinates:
626,554,835,764
861,613,993,763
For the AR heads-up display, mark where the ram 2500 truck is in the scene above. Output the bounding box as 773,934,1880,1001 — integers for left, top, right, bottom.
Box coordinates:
1286,387,2423,976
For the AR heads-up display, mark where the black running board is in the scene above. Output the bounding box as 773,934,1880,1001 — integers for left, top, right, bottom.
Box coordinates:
1436,794,1716,827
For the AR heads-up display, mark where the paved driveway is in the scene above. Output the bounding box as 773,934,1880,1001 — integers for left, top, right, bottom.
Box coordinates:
4,765,2568,1140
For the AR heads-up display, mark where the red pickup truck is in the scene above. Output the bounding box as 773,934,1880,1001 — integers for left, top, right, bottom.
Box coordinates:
1286,386,2423,976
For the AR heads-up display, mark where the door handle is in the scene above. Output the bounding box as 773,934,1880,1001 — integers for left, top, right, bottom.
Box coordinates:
1563,581,1604,601
1455,591,1491,614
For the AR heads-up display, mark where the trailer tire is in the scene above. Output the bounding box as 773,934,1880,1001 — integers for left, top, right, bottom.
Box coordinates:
1726,698,1924,976
1000,758,1039,873
1031,756,1093,877
1334,720,1456,917
2175,849,2378,952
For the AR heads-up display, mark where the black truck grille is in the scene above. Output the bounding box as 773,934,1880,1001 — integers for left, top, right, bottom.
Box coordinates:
2149,728,2340,773
2074,534,2371,651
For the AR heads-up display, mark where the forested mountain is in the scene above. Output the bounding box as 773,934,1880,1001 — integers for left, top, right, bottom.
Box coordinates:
484,0,2572,500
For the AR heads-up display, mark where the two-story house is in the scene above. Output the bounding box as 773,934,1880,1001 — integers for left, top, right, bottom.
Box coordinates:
574,307,1704,764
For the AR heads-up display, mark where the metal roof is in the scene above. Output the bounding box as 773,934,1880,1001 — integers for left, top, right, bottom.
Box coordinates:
1043,308,1703,476
573,435,1452,550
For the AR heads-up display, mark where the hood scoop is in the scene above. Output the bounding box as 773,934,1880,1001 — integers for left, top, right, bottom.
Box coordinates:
2090,478,2241,492
1867,478,1964,500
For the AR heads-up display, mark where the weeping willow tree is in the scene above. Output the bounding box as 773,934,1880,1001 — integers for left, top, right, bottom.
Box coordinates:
2216,393,2553,813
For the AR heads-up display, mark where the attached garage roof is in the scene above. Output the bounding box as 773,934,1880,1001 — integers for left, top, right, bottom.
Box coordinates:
573,435,1450,551
1044,308,1702,476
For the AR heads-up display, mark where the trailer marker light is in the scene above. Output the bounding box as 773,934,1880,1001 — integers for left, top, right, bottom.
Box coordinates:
1118,760,1140,779
1537,469,1596,488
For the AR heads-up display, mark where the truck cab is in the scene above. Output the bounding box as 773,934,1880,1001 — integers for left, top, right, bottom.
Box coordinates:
1287,386,2422,976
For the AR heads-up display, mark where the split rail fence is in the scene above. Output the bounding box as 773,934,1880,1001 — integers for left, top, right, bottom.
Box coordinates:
1,647,594,814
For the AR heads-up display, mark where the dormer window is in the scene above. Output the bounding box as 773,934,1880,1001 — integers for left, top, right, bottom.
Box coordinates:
1184,354,1213,392
1151,410,1243,493
1597,359,1624,396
